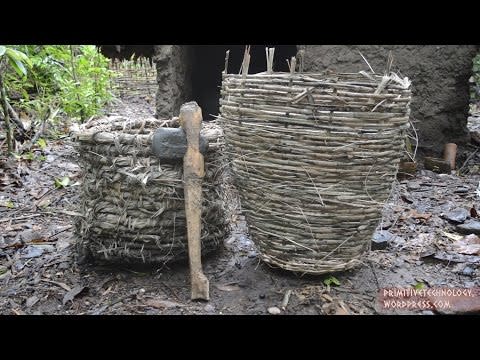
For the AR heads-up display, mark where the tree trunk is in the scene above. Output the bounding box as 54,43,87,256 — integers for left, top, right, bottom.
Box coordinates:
0,68,13,154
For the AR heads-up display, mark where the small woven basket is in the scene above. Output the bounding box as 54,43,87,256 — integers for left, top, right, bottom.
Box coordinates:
74,116,226,264
220,71,411,274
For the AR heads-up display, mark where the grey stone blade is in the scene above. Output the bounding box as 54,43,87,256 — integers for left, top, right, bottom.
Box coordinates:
152,127,209,160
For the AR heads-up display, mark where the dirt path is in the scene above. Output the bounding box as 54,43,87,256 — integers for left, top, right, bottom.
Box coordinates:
1,97,479,315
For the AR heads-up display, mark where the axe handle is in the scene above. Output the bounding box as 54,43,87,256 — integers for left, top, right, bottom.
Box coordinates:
180,102,209,301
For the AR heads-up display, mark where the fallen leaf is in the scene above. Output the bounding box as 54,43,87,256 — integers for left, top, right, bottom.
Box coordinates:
432,251,480,264
442,231,463,242
267,306,281,315
36,197,52,208
410,233,435,247
402,209,432,221
215,283,241,292
335,301,351,315
455,243,480,255
0,265,7,275
471,207,478,218
463,234,480,244
144,298,184,309
321,294,334,302
451,234,480,255
26,295,39,308
21,244,54,258
11,308,25,315
41,279,72,291
63,285,87,305
17,230,45,243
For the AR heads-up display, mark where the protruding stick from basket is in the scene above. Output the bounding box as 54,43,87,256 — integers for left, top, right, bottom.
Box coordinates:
224,50,230,74
266,47,275,74
240,45,251,78
296,49,305,73
179,101,209,301
266,47,270,73
290,56,297,75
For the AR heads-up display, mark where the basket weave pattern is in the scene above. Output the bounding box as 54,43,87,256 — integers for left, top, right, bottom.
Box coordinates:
74,116,226,264
220,72,411,274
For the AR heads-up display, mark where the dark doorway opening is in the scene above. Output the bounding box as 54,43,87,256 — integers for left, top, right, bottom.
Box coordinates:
191,45,298,120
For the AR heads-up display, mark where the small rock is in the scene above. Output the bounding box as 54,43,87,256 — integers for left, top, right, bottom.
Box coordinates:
456,220,480,235
26,295,39,308
462,266,475,277
17,230,44,244
13,260,25,272
268,306,281,315
394,258,406,268
259,294,266,299
445,208,469,224
372,230,396,250
418,169,438,178
454,186,470,194
421,310,435,315
57,262,70,270
407,182,421,190
204,304,215,313
21,244,55,259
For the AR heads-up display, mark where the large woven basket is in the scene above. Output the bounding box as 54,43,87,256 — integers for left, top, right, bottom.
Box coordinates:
220,71,411,274
74,116,226,264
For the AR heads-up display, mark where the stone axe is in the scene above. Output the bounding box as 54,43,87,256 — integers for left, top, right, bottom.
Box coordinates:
151,101,210,300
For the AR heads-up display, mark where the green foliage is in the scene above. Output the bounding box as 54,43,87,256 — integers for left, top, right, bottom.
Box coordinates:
13,151,35,161
413,282,425,290
0,46,32,154
0,46,32,77
54,176,70,189
323,276,340,287
36,138,47,150
3,45,114,122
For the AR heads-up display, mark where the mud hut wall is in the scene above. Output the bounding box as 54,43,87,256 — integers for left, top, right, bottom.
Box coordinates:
299,45,478,155
154,45,193,119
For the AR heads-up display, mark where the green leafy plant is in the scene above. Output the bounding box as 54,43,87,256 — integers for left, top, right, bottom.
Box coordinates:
36,138,47,150
5,45,114,122
413,282,425,290
0,46,32,154
323,276,341,287
0,46,32,77
54,176,70,189
12,150,46,162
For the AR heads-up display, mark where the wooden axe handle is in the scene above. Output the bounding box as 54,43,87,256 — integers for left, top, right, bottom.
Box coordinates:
180,102,209,301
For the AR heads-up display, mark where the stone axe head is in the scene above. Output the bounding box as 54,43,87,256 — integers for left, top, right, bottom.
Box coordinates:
151,127,209,161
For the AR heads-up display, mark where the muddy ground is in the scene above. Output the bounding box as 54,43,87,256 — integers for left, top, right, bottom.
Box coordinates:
1,95,479,315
